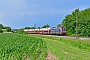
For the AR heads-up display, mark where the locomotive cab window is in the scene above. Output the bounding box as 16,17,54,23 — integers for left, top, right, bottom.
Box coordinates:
62,28,66,31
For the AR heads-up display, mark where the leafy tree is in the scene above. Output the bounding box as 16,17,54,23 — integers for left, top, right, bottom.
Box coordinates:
0,28,3,33
38,27,41,29
57,24,62,27
52,27,56,28
3,26,8,29
25,26,30,29
31,27,35,29
42,24,50,28
62,8,90,37
18,29,24,34
18,28,28,34
6,27,11,32
37,27,41,31
0,24,3,29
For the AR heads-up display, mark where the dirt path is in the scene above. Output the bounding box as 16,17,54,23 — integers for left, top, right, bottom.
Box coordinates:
46,51,58,60
24,51,58,60
24,56,30,60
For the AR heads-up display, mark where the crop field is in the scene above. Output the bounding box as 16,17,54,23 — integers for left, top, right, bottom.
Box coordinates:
30,34,90,60
0,33,90,60
0,34,47,60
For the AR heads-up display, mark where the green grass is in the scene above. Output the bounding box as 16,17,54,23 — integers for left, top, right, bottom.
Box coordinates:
30,34,90,60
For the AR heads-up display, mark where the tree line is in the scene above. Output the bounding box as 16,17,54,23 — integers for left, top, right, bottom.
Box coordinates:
0,24,11,33
19,24,62,34
24,24,62,29
0,23,62,34
62,8,90,37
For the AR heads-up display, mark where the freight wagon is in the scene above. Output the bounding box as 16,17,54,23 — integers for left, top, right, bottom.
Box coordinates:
24,27,66,35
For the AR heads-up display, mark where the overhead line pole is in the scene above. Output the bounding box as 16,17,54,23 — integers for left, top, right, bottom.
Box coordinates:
75,9,79,39
34,23,36,34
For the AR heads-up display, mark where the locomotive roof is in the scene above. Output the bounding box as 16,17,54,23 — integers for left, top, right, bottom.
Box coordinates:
24,27,65,31
24,28,51,31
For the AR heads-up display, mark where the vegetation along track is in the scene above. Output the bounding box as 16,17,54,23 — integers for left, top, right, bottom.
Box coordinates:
0,33,47,60
30,34,90,60
33,34,90,40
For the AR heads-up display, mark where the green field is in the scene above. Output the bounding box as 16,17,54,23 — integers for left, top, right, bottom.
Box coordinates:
0,34,90,60
0,34,47,60
30,35,90,60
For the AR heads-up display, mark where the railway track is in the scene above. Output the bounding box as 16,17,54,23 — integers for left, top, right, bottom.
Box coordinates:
31,34,90,40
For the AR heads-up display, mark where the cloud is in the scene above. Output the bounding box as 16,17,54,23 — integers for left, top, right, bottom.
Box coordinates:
0,0,90,28
17,8,71,16
0,0,89,17
0,14,3,17
0,0,26,12
4,0,25,7
0,0,74,16
0,14,4,20
38,8,73,15
0,14,6,24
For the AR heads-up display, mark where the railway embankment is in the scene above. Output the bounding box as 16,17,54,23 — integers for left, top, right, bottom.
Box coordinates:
30,34,90,60
30,34,90,40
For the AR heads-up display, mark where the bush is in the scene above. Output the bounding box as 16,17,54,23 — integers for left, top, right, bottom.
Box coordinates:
6,27,11,32
18,29,28,34
0,29,3,33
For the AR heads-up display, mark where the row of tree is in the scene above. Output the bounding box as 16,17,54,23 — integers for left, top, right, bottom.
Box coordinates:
18,24,62,34
0,24,11,33
24,24,62,29
0,23,62,33
62,8,90,37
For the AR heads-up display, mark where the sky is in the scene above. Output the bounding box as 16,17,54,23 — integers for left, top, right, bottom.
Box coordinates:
0,0,90,29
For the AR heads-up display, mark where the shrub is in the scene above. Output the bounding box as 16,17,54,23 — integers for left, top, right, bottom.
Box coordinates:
18,28,28,34
0,29,3,33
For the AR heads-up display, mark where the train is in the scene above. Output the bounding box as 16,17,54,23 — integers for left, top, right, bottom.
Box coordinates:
24,27,66,35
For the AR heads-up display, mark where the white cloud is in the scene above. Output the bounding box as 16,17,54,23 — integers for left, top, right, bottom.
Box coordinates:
0,14,3,17
0,14,4,20
35,8,70,15
12,10,67,16
10,9,71,16
0,0,89,18
0,0,26,10
0,14,6,24
19,12,26,15
66,5,90,14
0,0,72,16
28,12,38,15
31,3,34,6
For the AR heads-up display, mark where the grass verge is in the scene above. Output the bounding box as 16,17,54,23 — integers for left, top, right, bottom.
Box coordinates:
30,34,90,60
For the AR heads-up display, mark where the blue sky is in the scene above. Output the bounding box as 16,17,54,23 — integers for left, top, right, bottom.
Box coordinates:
0,0,90,28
